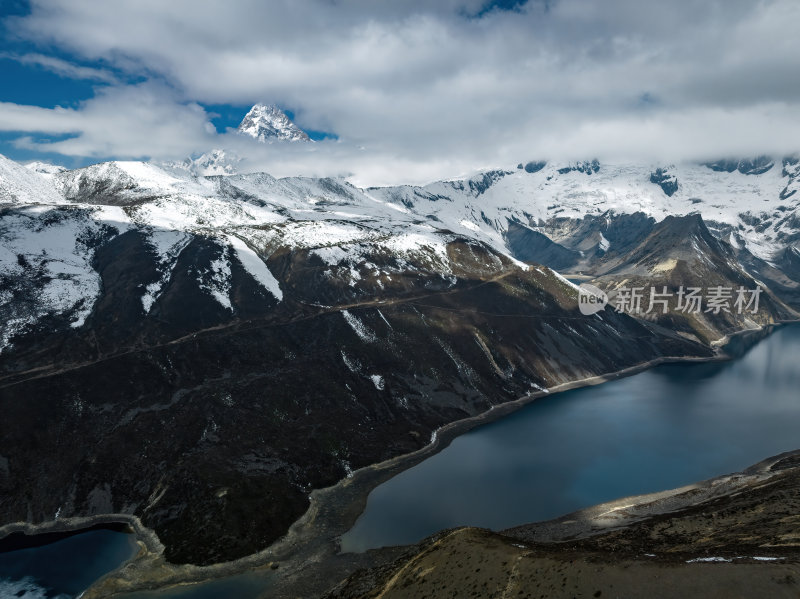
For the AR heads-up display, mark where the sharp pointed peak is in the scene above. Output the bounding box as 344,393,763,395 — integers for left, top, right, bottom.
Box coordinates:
238,103,311,143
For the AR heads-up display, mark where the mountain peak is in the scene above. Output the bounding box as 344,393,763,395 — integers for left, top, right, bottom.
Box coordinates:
24,161,68,177
238,103,311,143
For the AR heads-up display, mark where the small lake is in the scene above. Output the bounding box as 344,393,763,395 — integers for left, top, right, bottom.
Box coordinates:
0,525,137,598
341,324,800,551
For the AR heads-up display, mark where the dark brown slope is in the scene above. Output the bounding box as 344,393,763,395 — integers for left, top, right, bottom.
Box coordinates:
0,232,707,566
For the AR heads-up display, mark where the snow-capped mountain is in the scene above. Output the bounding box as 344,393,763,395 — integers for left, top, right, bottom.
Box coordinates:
238,103,311,142
161,149,241,177
0,151,798,566
24,161,68,178
2,152,799,354
368,159,800,264
0,155,64,204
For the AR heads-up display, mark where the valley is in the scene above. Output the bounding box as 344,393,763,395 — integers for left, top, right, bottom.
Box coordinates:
3,4,799,597
1,148,799,596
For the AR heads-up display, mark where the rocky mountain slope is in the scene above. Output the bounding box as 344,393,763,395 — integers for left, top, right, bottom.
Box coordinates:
0,153,797,566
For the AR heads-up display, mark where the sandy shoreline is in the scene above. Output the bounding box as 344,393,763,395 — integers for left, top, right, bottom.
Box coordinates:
0,321,792,597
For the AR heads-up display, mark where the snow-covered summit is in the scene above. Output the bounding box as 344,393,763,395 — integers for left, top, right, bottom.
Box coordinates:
24,161,68,178
162,149,241,177
190,149,241,175
238,103,311,143
0,154,63,204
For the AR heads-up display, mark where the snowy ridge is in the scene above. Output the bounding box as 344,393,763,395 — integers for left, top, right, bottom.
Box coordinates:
161,149,241,177
24,161,68,178
0,154,63,204
56,160,214,204
2,153,800,352
370,159,800,261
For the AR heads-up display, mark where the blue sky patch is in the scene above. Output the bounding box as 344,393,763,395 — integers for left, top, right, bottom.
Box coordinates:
0,56,102,108
0,0,31,18
0,132,92,168
469,0,530,18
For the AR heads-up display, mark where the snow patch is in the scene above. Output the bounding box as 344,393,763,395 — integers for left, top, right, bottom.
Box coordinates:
376,309,392,329
686,557,731,563
459,219,481,232
686,555,784,563
226,234,282,300
341,310,377,342
142,230,192,313
311,245,351,265
278,221,377,248
341,350,360,373
0,207,111,350
198,247,232,309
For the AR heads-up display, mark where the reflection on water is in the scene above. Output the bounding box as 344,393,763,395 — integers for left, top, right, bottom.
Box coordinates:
341,324,800,551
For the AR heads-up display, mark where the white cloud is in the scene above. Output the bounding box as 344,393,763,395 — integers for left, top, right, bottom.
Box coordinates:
0,83,216,159
1,0,799,184
0,52,118,83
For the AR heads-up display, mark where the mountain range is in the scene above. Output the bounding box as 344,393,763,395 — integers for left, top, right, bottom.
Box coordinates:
1,139,799,568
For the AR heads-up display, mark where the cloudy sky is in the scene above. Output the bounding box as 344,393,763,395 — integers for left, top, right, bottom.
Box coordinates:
1,0,799,185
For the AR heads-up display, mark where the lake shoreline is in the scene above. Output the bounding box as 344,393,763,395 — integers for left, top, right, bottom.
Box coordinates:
0,521,133,554
326,449,800,599
1,320,793,597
